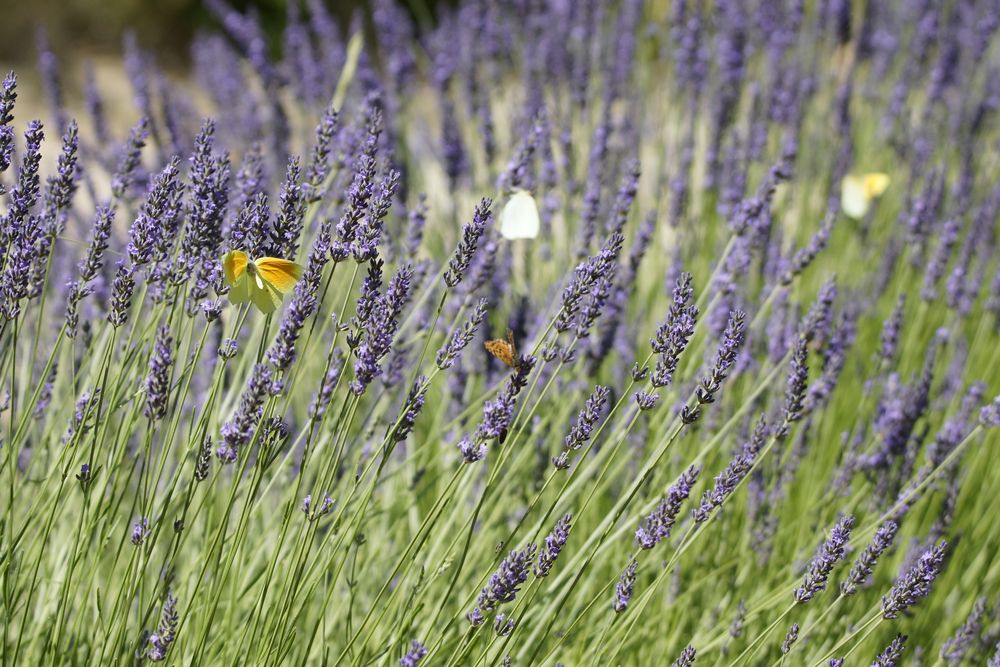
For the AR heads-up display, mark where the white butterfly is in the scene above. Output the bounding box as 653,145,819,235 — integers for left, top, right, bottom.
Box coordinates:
841,173,890,219
499,189,541,240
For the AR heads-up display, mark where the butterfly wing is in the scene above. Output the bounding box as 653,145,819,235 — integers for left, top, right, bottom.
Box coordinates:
223,250,249,286
500,190,541,240
841,175,870,219
249,276,283,314
864,173,890,198
484,339,516,368
254,257,304,294
228,271,251,306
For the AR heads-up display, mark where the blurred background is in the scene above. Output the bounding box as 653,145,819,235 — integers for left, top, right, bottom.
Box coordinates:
0,0,444,67
0,0,449,129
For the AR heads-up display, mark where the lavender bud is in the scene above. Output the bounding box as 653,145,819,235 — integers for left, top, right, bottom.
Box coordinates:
399,640,427,667
613,557,638,613
780,623,799,654
131,517,150,546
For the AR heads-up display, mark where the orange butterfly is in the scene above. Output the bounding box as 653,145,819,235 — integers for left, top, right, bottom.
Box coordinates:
485,329,519,369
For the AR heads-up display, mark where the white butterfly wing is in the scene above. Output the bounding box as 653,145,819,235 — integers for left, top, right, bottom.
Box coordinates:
841,176,870,220
500,190,541,240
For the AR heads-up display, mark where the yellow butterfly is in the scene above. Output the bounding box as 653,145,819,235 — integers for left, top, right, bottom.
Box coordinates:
222,250,304,314
499,189,540,240
841,172,890,219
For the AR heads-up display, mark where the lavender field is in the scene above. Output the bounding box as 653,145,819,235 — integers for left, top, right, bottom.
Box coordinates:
2,0,1000,664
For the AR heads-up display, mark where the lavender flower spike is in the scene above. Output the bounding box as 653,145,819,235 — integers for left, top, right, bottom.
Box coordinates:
940,597,988,665
881,541,948,619
143,325,174,421
671,646,696,666
399,640,427,667
841,521,898,596
692,418,765,523
146,593,179,661
535,513,572,577
794,514,855,603
870,633,907,667
444,198,492,288
637,465,700,548
613,557,638,613
468,543,538,624
682,310,746,424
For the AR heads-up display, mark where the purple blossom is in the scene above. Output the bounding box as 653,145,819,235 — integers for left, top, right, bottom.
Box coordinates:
692,419,765,523
794,514,855,603
351,264,413,396
468,543,538,624
613,557,638,613
682,310,746,424
303,107,339,203
881,541,948,619
145,593,178,661
107,263,136,328
436,298,488,369
651,273,699,389
842,521,898,596
268,156,306,259
940,597,988,665
399,640,427,667
444,198,493,288
218,364,273,463
552,385,610,467
144,325,174,421
111,116,148,200
131,517,150,546
671,646,696,666
870,634,907,667
127,158,184,268
781,623,799,654
637,465,700,547
535,513,572,577
458,437,486,464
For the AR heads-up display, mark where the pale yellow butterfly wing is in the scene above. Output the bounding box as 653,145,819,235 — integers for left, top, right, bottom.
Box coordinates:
864,173,890,198
255,257,304,294
228,271,251,305
248,271,283,314
223,250,249,286
841,175,870,219
499,190,540,240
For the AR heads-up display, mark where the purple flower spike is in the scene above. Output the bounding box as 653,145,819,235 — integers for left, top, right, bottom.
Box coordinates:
468,543,538,624
535,513,572,577
637,465,700,548
842,521,898,596
870,634,907,667
671,646,696,667
613,557,638,613
881,541,948,619
794,514,855,603
399,640,427,667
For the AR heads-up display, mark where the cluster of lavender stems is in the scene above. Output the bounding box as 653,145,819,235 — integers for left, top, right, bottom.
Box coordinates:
0,0,999,665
